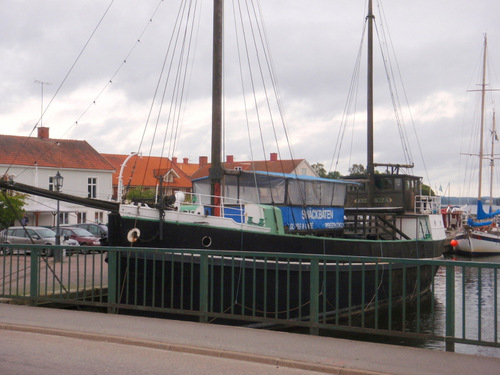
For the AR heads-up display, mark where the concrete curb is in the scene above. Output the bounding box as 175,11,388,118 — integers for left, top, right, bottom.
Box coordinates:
0,322,382,375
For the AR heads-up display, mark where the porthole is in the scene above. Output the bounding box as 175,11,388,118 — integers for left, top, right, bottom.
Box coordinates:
201,236,212,248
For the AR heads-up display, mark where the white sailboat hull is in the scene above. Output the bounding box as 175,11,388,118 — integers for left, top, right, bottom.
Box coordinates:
455,229,500,255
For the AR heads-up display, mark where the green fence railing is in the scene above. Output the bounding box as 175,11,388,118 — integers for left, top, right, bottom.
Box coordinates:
1,243,499,353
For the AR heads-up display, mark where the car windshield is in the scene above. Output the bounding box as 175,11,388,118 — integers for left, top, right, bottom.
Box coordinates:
72,228,93,237
37,228,56,238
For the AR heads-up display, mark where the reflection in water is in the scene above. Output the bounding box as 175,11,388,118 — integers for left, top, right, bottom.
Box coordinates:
438,254,500,357
320,254,500,358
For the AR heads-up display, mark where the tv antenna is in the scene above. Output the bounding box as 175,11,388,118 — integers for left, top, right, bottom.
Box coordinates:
34,80,52,128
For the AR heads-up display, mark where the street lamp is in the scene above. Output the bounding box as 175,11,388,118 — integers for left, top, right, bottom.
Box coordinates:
54,171,64,247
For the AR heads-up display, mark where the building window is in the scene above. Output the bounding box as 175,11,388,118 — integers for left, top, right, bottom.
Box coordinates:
88,177,97,198
77,212,87,224
95,211,104,224
59,212,69,225
49,176,55,191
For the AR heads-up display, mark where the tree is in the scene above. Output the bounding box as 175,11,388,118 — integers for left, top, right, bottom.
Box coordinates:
421,184,435,196
0,190,27,230
311,163,327,177
348,164,367,176
311,163,341,179
326,171,341,179
125,187,156,202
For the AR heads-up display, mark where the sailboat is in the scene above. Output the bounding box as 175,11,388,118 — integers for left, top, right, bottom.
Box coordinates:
0,1,445,318
101,0,446,317
455,36,500,255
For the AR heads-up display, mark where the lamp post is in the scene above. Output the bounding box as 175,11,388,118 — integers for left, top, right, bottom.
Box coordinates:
53,171,64,261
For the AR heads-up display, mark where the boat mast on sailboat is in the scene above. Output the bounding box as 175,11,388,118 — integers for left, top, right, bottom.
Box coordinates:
210,0,224,217
455,34,500,255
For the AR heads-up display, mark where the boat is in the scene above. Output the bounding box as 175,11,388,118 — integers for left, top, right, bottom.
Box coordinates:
0,1,445,319
455,35,500,256
102,0,445,318
442,205,464,252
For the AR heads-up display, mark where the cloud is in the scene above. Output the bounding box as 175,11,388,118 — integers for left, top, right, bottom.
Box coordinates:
1,0,499,198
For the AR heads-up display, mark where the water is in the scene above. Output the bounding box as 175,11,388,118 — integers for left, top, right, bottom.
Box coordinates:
433,253,500,358
319,253,500,358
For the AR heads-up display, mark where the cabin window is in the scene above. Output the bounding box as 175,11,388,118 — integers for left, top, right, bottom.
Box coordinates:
88,177,97,198
405,179,411,190
383,178,394,190
394,178,402,190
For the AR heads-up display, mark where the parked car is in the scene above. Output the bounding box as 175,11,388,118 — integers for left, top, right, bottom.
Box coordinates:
72,223,108,239
53,227,101,253
0,226,79,256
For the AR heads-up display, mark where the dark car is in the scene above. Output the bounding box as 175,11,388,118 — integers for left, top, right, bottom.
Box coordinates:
53,227,101,253
72,223,108,239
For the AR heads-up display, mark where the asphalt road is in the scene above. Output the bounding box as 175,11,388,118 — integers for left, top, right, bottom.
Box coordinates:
1,303,500,375
1,329,319,375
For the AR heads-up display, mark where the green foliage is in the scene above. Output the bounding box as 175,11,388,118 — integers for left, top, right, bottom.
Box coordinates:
326,171,341,179
125,187,156,201
311,163,327,177
348,164,367,176
422,184,435,196
311,163,341,179
0,190,27,230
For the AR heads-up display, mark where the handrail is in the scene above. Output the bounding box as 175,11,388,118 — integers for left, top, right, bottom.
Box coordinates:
415,195,441,214
1,244,499,354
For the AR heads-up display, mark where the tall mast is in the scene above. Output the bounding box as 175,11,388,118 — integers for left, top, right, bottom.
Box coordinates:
490,110,496,204
210,0,224,215
367,0,375,206
478,34,487,201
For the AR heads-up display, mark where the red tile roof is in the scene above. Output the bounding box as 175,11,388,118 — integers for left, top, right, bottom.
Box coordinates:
0,134,115,171
190,159,305,180
102,154,192,189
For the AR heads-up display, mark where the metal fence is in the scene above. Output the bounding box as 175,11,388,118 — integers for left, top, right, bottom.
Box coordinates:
1,243,499,353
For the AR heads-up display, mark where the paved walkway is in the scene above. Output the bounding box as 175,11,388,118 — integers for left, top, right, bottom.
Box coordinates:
1,303,500,374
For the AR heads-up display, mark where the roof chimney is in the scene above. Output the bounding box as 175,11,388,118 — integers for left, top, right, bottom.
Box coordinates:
226,155,234,163
183,157,189,164
270,152,278,162
38,127,49,139
172,157,177,164
199,156,208,166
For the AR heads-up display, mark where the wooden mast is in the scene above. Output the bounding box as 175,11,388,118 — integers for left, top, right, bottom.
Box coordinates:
489,110,496,204
478,34,487,201
367,0,375,206
210,0,224,215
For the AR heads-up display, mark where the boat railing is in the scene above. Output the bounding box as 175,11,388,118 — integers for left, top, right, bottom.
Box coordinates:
174,191,256,224
414,195,441,215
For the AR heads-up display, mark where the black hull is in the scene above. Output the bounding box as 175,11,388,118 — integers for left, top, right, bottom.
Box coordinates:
108,213,444,259
116,252,438,320
108,213,443,320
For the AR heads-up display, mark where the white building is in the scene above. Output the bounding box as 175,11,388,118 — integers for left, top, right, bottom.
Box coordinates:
0,127,115,227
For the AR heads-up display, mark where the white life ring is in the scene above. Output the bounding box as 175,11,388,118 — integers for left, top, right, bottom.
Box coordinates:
127,228,141,243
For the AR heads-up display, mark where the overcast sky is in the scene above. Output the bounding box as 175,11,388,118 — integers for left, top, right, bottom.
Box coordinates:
1,0,499,197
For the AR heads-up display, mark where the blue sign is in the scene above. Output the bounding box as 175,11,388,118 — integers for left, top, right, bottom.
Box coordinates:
279,206,344,231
